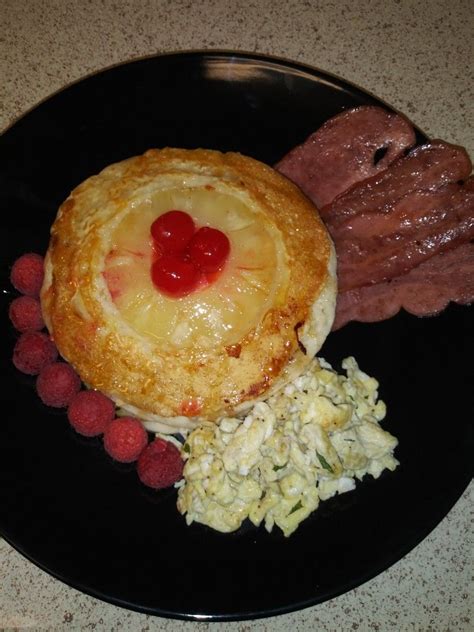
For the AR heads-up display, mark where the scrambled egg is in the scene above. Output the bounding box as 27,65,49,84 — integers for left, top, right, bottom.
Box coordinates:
176,357,399,537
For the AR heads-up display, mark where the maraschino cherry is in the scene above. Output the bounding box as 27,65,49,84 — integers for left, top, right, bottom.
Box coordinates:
151,255,200,298
150,210,230,298
188,227,230,273
150,210,195,254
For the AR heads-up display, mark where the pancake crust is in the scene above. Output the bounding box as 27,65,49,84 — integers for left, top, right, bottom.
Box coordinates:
41,148,336,430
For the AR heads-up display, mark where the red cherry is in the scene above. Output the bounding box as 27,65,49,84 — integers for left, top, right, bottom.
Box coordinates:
151,255,200,297
150,210,195,254
188,227,230,273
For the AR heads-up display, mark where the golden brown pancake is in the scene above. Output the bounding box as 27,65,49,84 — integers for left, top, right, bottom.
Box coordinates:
41,148,336,432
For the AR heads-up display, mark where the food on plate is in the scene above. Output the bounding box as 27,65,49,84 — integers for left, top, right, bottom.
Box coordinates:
13,330,58,375
67,390,116,437
138,438,184,489
13,86,474,540
333,242,474,329
275,105,416,208
41,147,336,432
103,417,149,463
10,252,45,297
177,356,398,536
9,97,473,536
36,362,81,408
9,295,45,332
276,108,474,326
24,101,474,535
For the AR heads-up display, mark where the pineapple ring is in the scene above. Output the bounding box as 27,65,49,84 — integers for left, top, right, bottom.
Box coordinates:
41,148,336,430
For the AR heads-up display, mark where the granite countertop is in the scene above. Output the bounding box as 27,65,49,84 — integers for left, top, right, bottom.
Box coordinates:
1,1,472,630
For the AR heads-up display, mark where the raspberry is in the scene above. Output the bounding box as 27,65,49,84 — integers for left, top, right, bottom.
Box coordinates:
36,362,81,407
137,438,184,489
13,331,58,375
10,253,44,297
103,417,148,463
67,390,115,437
9,296,45,332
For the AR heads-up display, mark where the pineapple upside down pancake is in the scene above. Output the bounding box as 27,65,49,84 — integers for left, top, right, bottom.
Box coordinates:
41,148,336,432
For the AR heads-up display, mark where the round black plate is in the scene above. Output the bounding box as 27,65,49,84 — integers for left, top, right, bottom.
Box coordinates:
0,52,472,621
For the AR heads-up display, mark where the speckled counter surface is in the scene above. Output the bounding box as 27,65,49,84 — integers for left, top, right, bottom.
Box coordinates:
1,1,473,630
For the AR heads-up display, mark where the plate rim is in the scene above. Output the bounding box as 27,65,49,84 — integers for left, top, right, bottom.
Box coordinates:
1,48,428,139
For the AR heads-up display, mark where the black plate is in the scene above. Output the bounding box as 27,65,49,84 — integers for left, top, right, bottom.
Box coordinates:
0,51,472,621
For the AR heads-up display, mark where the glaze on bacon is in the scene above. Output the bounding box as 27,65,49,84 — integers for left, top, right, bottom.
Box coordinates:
333,242,474,330
275,106,416,208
